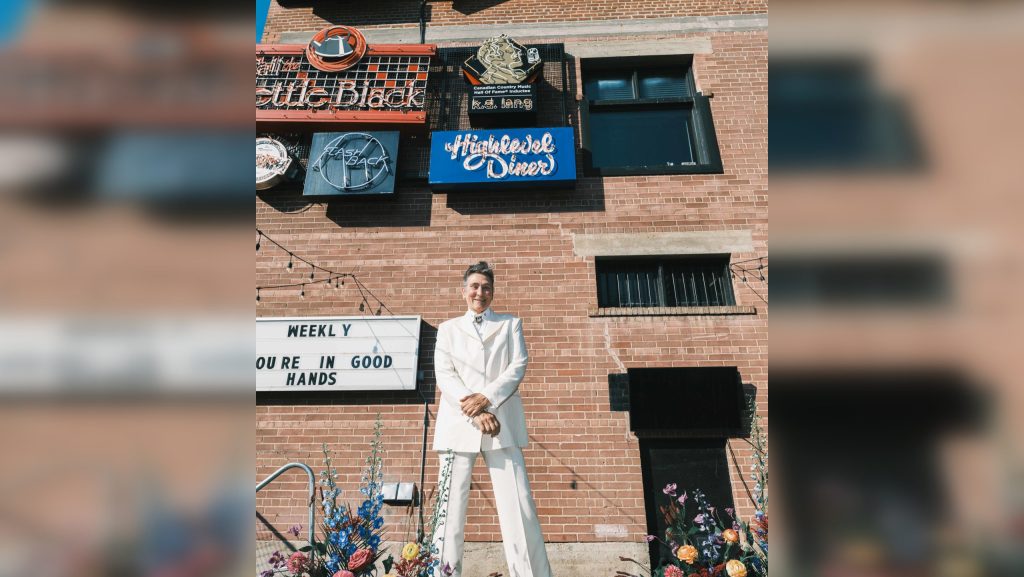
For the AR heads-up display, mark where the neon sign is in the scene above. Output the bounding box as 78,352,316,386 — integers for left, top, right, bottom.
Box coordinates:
257,25,434,124
304,132,399,196
429,127,576,190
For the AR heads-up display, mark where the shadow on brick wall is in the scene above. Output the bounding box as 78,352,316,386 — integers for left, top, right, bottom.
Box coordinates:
257,321,438,406
258,184,433,228
451,0,511,16
278,0,431,28
444,178,605,214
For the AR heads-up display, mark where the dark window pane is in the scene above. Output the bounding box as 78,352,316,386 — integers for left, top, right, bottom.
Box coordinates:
637,69,689,99
770,255,949,307
589,106,694,169
584,72,634,100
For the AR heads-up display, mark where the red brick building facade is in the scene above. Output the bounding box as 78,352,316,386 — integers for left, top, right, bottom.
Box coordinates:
257,2,766,575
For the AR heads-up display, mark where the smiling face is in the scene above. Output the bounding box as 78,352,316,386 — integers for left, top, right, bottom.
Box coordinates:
462,272,494,314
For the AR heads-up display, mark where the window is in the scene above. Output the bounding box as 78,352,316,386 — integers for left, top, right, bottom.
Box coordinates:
770,254,949,307
770,59,923,172
581,58,722,175
596,256,735,308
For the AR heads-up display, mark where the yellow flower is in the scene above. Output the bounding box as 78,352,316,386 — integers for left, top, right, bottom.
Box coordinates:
722,528,739,543
675,544,698,565
401,542,420,561
726,559,747,577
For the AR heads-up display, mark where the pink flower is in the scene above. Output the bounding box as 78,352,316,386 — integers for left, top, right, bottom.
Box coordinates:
694,514,705,524
332,571,355,577
287,552,311,574
348,548,374,571
663,483,678,497
677,491,688,506
664,565,684,577
725,507,735,517
645,535,656,542
288,524,302,537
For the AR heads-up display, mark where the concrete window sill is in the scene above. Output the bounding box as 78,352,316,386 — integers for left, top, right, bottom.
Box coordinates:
589,306,758,317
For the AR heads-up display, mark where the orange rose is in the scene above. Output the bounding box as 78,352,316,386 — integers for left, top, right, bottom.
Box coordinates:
722,529,739,543
347,548,373,571
725,559,747,577
675,544,698,565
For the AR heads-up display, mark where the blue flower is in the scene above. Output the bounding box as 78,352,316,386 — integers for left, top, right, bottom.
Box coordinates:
373,516,384,529
368,535,381,549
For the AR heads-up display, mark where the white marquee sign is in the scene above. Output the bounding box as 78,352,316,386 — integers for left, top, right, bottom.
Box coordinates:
257,315,420,391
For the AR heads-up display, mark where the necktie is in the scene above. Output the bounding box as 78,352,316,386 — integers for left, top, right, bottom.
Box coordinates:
474,314,483,324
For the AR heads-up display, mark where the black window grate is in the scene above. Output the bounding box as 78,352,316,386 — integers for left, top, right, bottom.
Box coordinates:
597,257,735,308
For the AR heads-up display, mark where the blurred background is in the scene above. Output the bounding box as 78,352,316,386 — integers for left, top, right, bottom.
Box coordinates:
771,1,1024,575
0,1,252,577
2,0,1023,576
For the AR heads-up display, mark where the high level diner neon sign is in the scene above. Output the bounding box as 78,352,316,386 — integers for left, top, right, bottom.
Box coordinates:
429,127,577,190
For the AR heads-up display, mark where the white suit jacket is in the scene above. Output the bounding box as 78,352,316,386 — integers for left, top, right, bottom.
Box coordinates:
433,309,529,452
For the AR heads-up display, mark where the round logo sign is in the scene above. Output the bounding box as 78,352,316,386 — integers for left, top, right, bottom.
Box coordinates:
256,137,293,190
309,132,392,192
306,25,368,72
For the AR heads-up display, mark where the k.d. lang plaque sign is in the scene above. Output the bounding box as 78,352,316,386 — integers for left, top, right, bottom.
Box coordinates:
429,127,576,190
303,131,399,196
257,316,421,392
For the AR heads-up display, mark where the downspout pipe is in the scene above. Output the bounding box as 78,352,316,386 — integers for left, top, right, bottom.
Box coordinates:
420,0,428,44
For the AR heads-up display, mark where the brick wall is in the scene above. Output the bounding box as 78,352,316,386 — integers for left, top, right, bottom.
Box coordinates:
262,0,769,43
257,1,767,556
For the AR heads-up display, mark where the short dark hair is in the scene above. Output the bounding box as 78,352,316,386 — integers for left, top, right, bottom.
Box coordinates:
463,261,495,285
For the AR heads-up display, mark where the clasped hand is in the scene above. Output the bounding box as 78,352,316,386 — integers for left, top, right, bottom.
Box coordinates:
461,393,499,436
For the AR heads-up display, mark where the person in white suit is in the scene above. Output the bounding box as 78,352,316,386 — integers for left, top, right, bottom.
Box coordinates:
432,261,552,577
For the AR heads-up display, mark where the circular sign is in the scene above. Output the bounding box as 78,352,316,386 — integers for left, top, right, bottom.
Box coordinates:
306,25,368,72
309,133,392,192
256,137,293,190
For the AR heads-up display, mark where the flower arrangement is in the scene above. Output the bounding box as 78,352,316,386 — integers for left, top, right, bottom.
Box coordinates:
618,398,768,577
317,417,389,576
644,486,765,577
382,449,456,577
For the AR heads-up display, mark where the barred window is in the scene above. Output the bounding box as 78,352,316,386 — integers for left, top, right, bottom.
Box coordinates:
596,256,735,308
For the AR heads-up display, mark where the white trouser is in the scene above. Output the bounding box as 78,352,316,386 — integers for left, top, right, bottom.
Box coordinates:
433,447,552,577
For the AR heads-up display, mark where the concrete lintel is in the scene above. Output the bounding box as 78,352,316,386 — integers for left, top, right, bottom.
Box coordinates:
573,231,755,257
567,38,713,58
278,14,767,46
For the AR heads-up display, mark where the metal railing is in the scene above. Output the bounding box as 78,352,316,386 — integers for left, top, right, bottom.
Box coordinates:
256,462,317,568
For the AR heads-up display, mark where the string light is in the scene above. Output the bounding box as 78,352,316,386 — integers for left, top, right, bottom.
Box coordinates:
255,229,399,315
256,288,261,302
256,232,262,252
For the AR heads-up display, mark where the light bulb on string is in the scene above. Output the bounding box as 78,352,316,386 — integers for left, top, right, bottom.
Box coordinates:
256,233,261,252
287,254,293,270
375,306,382,316
310,267,315,281
257,288,261,302
359,302,365,312
300,286,305,298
